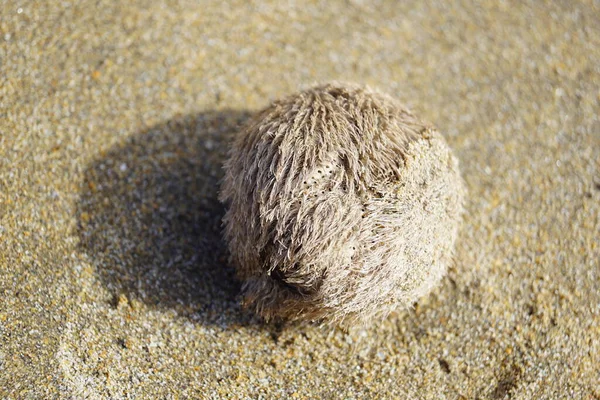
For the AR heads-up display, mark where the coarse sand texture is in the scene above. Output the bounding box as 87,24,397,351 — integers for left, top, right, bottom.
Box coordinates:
220,83,465,325
3,1,600,397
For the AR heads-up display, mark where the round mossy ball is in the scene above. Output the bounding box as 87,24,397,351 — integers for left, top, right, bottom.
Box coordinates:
220,83,465,326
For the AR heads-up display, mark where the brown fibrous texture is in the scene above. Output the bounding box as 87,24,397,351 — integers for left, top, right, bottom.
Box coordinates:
220,83,465,326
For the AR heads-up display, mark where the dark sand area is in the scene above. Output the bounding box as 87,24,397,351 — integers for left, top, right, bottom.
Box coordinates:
1,1,599,398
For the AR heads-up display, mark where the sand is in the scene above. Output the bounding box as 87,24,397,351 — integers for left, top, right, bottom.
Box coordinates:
1,1,599,398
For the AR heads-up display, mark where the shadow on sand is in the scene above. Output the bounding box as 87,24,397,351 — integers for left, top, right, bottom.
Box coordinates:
77,110,259,327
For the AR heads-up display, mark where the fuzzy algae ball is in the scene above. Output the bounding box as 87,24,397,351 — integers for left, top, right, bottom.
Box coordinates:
220,83,465,326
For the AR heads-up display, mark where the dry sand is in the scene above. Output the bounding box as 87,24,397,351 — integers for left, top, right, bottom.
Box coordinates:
1,1,599,398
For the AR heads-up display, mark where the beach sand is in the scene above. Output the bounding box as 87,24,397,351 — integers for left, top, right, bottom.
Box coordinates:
1,1,599,398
